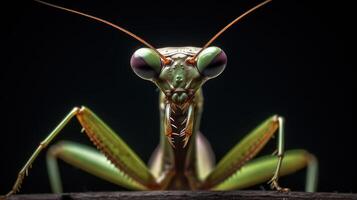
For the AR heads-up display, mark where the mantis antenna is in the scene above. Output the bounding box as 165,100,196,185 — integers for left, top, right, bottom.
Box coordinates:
189,0,272,63
34,0,171,64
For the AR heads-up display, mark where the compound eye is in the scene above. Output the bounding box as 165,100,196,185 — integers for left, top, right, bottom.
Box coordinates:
196,46,227,78
130,48,162,80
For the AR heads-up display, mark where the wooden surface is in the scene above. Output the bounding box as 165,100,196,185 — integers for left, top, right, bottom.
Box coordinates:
5,191,357,200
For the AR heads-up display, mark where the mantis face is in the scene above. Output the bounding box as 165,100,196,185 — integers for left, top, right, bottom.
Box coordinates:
130,46,227,105
130,46,227,147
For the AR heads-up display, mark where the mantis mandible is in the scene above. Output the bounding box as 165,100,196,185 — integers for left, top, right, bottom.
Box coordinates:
2,0,318,198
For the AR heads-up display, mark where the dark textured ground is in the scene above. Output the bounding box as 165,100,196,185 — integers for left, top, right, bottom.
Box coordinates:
4,191,357,200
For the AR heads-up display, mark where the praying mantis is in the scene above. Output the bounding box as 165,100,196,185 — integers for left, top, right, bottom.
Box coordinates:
2,0,319,198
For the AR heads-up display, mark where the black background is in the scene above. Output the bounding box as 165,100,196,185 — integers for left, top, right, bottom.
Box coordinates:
1,0,355,194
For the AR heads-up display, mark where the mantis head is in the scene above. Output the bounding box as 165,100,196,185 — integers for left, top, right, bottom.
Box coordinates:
130,46,227,106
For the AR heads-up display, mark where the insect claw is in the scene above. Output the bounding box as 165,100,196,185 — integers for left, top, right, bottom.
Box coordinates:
179,131,185,137
268,175,290,192
167,136,175,148
181,118,187,125
183,136,190,148
171,124,177,129
172,132,179,136
170,117,175,121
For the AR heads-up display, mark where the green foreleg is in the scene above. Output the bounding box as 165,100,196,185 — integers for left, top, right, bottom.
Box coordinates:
212,149,318,192
200,115,280,189
4,108,79,197
4,106,159,197
47,141,147,193
76,107,159,189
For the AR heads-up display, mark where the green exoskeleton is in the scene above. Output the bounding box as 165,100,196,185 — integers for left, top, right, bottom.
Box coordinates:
2,0,318,198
